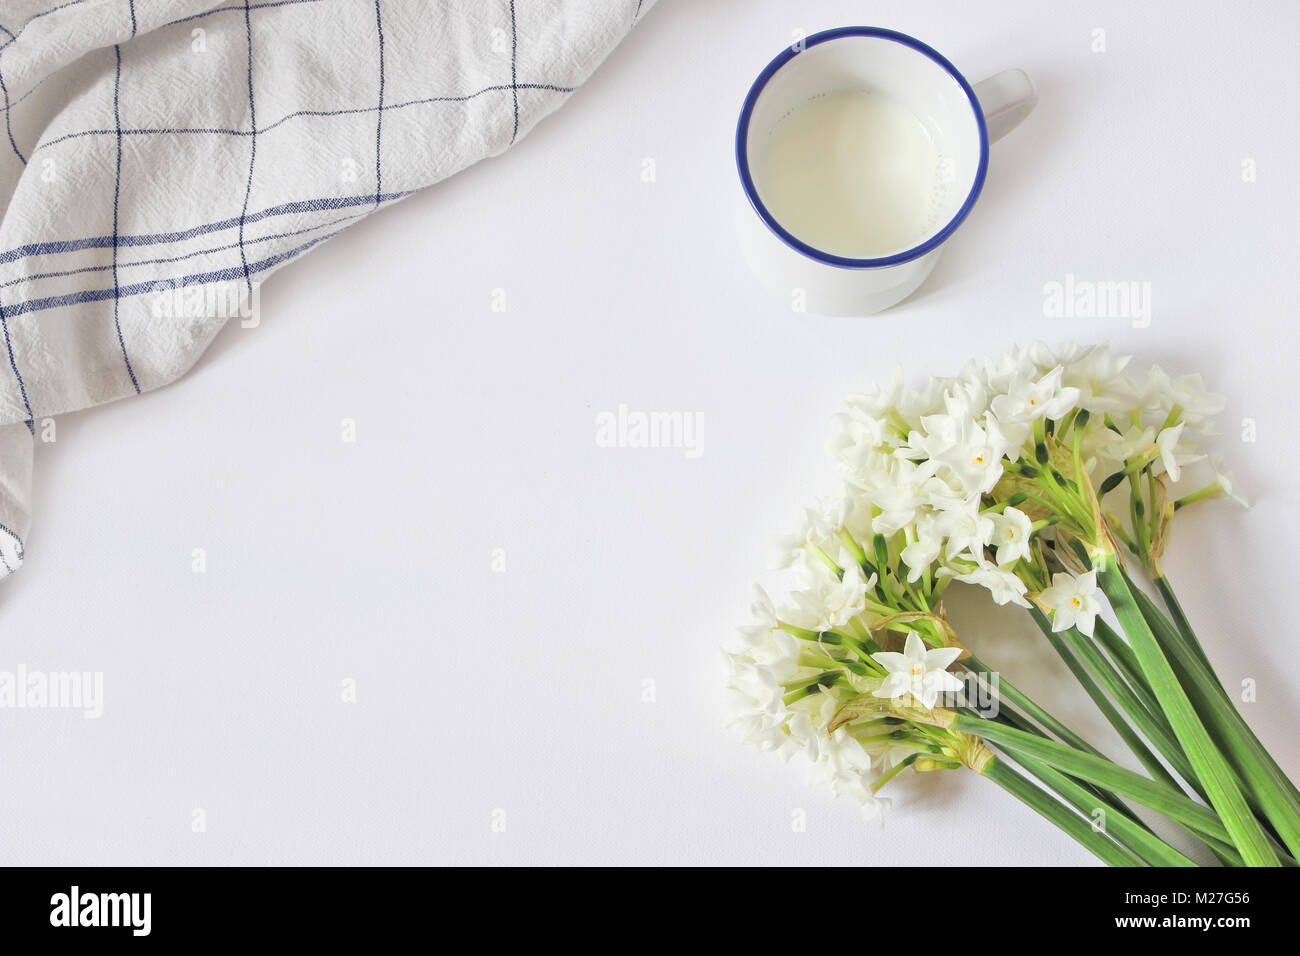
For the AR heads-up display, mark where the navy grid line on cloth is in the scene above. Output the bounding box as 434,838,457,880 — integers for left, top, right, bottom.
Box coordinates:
236,0,259,299
0,0,326,123
0,0,656,579
111,42,140,393
21,82,576,157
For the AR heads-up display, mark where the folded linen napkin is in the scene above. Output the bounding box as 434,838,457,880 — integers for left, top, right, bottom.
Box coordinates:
0,0,654,580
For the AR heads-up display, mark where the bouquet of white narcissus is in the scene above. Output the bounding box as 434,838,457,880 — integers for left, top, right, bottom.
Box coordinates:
724,342,1299,867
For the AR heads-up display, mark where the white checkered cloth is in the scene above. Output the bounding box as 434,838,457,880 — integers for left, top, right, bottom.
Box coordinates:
0,0,654,580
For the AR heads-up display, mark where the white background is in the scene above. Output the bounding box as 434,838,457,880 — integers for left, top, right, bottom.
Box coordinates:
3,0,1299,866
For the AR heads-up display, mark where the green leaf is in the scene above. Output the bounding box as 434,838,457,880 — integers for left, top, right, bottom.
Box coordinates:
1134,576,1300,859
1090,553,1279,866
1013,753,1197,866
955,714,1233,847
980,756,1142,867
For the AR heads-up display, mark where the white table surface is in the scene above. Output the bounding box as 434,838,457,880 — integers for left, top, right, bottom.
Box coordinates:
3,0,1299,866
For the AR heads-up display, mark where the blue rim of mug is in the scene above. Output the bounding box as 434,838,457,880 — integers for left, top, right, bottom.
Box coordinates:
734,26,990,270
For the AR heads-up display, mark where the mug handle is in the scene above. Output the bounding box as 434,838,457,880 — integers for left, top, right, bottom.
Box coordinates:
973,69,1037,143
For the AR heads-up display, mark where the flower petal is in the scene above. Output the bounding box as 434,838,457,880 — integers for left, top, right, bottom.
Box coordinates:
871,651,910,674
923,646,963,672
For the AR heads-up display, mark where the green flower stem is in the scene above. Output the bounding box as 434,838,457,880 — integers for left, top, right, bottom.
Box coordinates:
783,680,836,706
1093,619,1165,724
1107,517,1139,556
955,715,1233,848
777,621,818,641
1028,614,1232,866
798,652,841,671
1057,407,1082,436
1128,576,1300,859
819,629,879,668
975,697,1055,743
1116,450,1159,482
964,652,1104,758
994,468,1070,520
836,529,868,567
1146,468,1161,553
982,497,1020,515
870,754,920,793
1027,608,1184,794
811,546,842,576
872,535,900,604
1195,835,1248,867
1128,473,1150,558
1151,574,1222,696
845,718,894,735
1173,482,1227,509
1041,630,1234,871
1088,552,1280,866
1045,615,1206,803
979,755,1142,867
1022,489,1076,521
1153,573,1299,812
954,688,1147,836
1027,460,1093,531
844,618,874,644
1012,752,1197,866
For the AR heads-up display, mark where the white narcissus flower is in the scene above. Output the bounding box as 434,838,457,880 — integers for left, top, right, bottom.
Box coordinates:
896,375,949,428
941,374,992,421
903,413,961,461
1209,454,1249,507
733,622,800,677
858,735,922,769
934,494,994,559
803,717,882,819
1040,570,1102,637
946,563,1031,607
899,525,942,582
1079,421,1128,471
983,343,1041,396
789,561,872,633
806,742,890,823
841,365,906,422
989,365,1081,426
734,585,779,648
842,780,892,825
841,485,882,545
1155,422,1190,482
1111,424,1154,462
866,458,948,535
775,498,850,569
830,405,891,480
1145,366,1226,429
721,653,785,746
805,725,874,784
1059,344,1136,413
989,507,1033,566
724,592,806,754
781,711,822,763
932,414,1009,495
871,631,964,709
1110,422,1202,484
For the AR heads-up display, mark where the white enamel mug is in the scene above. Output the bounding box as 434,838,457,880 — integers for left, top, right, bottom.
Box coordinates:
735,27,1036,316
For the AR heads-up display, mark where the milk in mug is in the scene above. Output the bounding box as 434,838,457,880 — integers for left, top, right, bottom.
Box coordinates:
752,89,951,259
